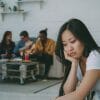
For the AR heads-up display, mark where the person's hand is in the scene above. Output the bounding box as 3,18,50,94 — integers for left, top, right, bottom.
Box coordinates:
64,51,78,62
64,51,79,67
20,51,23,57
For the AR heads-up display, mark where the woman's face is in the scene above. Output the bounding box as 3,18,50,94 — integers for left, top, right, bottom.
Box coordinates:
6,34,12,41
61,30,85,59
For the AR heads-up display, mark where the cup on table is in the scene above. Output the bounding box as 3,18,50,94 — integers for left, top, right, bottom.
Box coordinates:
24,54,29,61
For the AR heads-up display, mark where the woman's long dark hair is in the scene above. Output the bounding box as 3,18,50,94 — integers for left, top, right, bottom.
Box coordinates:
1,31,12,46
55,18,100,96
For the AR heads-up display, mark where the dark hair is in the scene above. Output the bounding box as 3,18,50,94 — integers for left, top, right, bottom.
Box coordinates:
39,28,48,37
55,18,100,96
1,31,12,44
20,31,29,37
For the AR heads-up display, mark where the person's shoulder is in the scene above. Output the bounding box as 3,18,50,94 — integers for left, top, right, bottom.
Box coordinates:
48,38,55,43
35,38,40,43
25,40,33,47
11,41,15,46
88,50,100,58
15,40,24,46
18,40,24,43
86,50,100,70
27,39,33,44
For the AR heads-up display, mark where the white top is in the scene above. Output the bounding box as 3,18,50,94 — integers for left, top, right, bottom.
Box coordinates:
77,50,100,99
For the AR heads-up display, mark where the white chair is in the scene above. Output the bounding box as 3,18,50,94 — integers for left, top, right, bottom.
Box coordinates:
48,54,64,78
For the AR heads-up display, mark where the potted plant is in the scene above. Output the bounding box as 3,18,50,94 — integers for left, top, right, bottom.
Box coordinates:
0,1,5,12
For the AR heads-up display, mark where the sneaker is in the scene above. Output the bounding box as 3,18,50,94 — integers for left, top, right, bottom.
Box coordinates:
42,79,48,82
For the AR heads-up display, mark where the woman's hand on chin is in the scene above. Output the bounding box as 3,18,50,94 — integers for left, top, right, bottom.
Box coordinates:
64,51,79,67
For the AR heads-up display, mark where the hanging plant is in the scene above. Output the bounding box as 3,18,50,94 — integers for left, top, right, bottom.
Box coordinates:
0,1,5,7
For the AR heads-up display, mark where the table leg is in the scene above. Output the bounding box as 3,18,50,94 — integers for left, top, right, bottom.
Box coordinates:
31,70,36,80
1,64,7,80
20,77,24,85
20,64,27,84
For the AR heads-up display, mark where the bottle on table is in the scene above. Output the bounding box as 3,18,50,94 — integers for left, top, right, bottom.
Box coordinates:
21,50,25,61
21,50,30,61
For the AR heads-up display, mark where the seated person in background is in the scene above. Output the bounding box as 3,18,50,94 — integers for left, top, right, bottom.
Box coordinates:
29,28,55,79
14,30,33,57
0,31,15,59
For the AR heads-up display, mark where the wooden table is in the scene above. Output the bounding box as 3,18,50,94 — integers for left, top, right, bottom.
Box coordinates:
0,59,39,84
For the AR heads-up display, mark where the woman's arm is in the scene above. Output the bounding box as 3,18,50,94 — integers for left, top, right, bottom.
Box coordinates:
74,69,99,98
56,69,99,100
63,51,79,94
63,62,78,94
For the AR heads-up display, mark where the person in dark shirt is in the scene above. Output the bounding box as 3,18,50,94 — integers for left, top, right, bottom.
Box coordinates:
0,31,15,59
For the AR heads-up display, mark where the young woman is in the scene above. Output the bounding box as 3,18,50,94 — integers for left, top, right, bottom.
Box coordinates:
0,31,15,59
55,18,100,100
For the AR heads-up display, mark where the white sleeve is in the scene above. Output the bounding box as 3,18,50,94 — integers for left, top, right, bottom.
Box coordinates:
86,50,100,71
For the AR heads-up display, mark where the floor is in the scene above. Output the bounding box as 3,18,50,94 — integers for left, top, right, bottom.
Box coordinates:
0,76,61,100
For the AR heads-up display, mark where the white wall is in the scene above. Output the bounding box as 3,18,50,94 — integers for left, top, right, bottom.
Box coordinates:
0,0,100,45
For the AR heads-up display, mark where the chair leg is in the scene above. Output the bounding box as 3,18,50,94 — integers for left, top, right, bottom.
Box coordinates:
20,77,24,85
31,70,36,80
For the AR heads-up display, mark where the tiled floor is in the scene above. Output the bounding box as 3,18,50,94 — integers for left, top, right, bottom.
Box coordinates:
0,81,61,100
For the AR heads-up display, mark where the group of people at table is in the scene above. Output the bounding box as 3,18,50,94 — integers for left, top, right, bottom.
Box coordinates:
0,28,56,79
0,18,100,100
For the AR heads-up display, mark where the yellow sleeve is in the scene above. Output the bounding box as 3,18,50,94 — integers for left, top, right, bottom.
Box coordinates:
45,40,55,55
